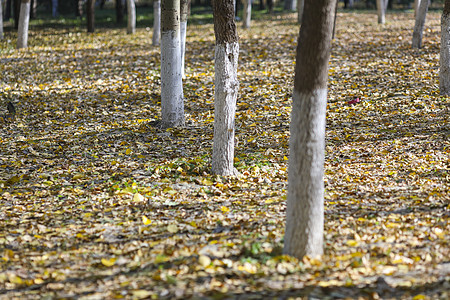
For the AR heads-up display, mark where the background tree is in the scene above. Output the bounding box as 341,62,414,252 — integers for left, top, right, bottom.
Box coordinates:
87,0,95,32
75,0,83,17
284,0,297,11
127,0,136,34
0,0,4,40
52,0,58,17
297,0,304,24
161,0,184,128
180,0,189,77
412,0,429,48
153,0,161,46
284,0,336,259
376,0,386,24
243,0,251,28
441,0,450,95
17,0,31,49
211,0,239,176
116,0,124,23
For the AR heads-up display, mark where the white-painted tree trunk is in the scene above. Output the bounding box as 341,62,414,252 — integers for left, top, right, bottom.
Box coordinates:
153,0,161,46
297,0,304,24
412,0,429,48
440,1,450,95
284,0,297,11
414,0,421,17
17,0,31,49
376,0,385,24
284,90,327,258
212,42,239,176
180,21,187,78
0,0,4,40
127,0,136,34
243,0,251,28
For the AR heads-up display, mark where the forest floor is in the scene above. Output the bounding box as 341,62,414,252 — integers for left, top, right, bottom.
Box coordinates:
0,10,449,299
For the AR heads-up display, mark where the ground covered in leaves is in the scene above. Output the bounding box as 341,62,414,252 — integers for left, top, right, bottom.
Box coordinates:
0,10,449,299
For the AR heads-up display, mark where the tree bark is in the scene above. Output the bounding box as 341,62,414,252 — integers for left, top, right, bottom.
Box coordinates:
14,0,20,29
161,0,184,128
440,0,450,95
284,0,296,11
75,0,83,17
283,0,336,259
87,0,95,33
127,0,136,34
243,0,251,28
212,0,239,176
376,0,385,24
297,0,304,24
17,0,30,49
180,0,189,78
0,0,4,40
153,0,161,46
412,0,429,48
116,0,124,23
414,0,420,17
52,0,58,17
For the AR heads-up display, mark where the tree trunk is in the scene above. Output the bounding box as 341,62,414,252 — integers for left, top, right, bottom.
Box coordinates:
180,0,189,78
127,0,136,34
14,0,20,29
52,0,58,17
212,0,239,176
243,0,251,28
376,0,385,24
161,0,184,128
30,0,37,19
153,0,161,46
414,0,420,17
116,0,124,24
17,0,30,49
87,0,95,33
284,0,296,11
283,0,336,259
297,0,304,24
440,0,450,95
412,0,429,48
75,0,83,17
0,0,4,40
5,0,12,21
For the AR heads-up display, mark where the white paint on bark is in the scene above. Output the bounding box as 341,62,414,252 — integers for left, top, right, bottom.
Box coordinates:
412,0,429,48
212,42,239,176
153,0,161,46
284,0,297,11
441,10,450,95
414,0,421,17
127,0,136,34
243,0,251,29
17,1,31,49
284,89,327,258
376,0,385,24
0,0,3,40
161,30,184,127
297,0,304,24
180,21,187,78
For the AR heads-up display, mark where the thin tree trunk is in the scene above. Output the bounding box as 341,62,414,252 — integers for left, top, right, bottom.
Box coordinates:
414,0,420,18
116,0,124,23
17,0,30,49
52,0,57,17
127,0,136,34
0,0,4,40
75,0,83,17
440,0,450,95
284,0,336,259
412,0,429,48
332,0,338,39
243,0,251,28
284,0,296,11
161,0,184,128
87,0,95,33
297,0,304,24
212,0,239,176
153,0,161,46
376,0,385,24
5,0,12,20
180,0,189,78
14,0,20,29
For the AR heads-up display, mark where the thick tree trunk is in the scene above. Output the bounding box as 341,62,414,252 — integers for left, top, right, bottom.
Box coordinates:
161,0,184,128
441,0,450,95
17,0,30,49
243,0,251,28
412,0,429,48
0,0,4,40
127,0,136,34
414,0,420,17
153,0,161,46
87,0,95,33
212,0,239,176
376,0,385,24
297,0,304,24
284,0,336,259
284,0,296,11
180,0,189,78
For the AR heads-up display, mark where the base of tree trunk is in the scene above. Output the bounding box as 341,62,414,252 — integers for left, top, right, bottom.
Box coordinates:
441,10,450,95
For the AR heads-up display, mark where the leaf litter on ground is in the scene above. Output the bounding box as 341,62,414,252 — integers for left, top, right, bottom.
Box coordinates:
0,10,448,299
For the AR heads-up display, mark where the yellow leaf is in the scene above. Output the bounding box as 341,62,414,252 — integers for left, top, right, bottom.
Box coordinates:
133,193,145,202
142,215,152,225
125,148,132,155
101,257,116,267
234,157,240,162
132,290,153,299
412,295,427,300
221,206,230,213
283,156,288,161
346,240,359,247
